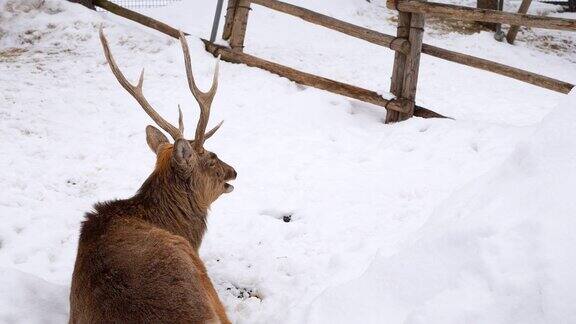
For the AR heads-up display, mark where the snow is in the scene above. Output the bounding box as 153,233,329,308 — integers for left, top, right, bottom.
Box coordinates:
0,268,68,324
1,0,575,323
303,90,576,324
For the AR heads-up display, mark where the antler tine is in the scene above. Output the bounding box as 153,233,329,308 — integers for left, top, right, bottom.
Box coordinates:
179,30,221,150
177,105,184,134
203,120,223,141
99,26,182,141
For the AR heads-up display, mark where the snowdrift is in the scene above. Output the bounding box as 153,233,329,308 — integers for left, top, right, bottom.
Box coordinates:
0,268,68,323
304,90,576,323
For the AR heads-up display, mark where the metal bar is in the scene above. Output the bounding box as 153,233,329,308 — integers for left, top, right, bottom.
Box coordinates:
210,0,226,42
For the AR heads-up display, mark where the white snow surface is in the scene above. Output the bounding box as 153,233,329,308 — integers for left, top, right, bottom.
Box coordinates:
304,90,576,324
0,0,575,323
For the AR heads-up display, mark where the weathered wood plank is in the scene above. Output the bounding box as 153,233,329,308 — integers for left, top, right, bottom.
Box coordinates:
223,0,238,40
249,0,411,55
203,40,419,114
421,43,574,94
506,0,533,44
229,0,251,51
390,0,576,31
398,11,425,121
414,106,449,118
386,12,412,123
204,40,448,119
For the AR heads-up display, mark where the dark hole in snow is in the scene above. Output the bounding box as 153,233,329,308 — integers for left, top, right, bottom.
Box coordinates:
259,209,295,222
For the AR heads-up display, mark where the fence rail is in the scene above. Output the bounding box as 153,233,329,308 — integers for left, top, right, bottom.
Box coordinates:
390,0,576,31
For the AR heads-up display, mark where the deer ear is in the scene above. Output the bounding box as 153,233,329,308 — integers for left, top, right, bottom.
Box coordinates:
146,125,170,154
173,138,196,165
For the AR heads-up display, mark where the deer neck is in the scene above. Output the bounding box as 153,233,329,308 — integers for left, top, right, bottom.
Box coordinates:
135,170,209,251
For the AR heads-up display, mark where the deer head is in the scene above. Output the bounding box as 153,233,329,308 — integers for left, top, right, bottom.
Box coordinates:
99,27,237,207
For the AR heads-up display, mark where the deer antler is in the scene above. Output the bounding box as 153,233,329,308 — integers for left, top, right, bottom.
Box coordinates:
99,27,183,141
179,31,222,151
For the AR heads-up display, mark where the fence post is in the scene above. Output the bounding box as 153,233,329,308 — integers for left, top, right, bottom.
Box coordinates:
386,11,411,123
476,0,498,30
398,7,425,121
223,0,238,40
386,0,424,123
229,0,252,52
506,0,532,44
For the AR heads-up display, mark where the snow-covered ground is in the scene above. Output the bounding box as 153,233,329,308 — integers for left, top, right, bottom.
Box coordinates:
0,0,575,323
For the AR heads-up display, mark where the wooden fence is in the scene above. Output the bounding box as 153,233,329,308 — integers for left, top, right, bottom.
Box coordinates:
94,0,575,123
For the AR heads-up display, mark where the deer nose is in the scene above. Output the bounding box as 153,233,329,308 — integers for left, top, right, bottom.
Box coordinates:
231,169,237,180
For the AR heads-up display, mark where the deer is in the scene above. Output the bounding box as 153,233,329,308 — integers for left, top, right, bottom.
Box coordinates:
69,27,236,324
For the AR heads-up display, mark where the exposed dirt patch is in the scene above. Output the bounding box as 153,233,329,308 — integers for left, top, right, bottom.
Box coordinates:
515,28,576,61
426,17,486,36
0,48,27,62
386,15,486,36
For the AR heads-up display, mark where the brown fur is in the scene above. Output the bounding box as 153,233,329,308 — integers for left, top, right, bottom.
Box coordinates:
69,136,236,324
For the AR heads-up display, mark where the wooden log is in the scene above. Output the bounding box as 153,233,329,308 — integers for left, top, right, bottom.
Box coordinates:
93,0,183,39
229,0,251,52
223,0,238,40
421,43,574,94
399,8,425,121
203,40,420,114
506,0,533,44
414,106,449,118
390,0,576,31
249,0,411,55
386,12,412,123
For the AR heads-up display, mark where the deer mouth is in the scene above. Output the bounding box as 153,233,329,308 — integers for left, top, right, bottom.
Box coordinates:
224,183,234,193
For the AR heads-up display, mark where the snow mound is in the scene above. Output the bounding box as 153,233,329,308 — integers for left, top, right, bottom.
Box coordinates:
0,268,68,324
303,90,576,324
